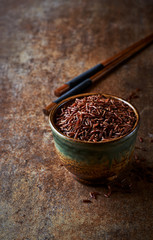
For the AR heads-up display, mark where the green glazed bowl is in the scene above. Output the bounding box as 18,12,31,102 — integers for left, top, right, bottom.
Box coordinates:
49,93,140,185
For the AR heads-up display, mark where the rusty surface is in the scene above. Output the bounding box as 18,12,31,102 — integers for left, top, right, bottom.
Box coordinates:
0,0,153,239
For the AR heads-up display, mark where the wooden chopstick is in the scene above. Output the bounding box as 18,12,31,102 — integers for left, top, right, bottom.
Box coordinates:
91,33,153,82
54,32,153,97
43,32,153,116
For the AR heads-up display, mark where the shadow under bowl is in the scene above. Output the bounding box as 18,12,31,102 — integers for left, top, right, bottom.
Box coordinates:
49,93,140,185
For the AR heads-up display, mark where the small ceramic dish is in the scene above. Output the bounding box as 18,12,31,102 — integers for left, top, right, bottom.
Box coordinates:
49,93,140,185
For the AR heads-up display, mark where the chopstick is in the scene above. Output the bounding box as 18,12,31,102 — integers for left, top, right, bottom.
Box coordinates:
54,32,153,97
43,32,153,116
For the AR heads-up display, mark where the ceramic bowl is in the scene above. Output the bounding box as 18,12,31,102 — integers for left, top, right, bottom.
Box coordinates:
49,93,140,185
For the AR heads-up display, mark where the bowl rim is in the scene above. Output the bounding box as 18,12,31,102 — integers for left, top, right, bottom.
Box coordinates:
49,92,140,145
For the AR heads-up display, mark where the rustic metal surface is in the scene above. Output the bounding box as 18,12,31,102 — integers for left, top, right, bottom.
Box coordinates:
0,0,153,239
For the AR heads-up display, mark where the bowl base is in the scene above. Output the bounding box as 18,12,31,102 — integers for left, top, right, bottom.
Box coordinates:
70,173,117,186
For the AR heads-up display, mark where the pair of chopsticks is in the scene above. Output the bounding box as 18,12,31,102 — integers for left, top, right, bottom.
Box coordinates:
43,32,153,116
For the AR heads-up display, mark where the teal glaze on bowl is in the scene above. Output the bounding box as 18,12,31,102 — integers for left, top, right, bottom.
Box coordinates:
49,93,140,184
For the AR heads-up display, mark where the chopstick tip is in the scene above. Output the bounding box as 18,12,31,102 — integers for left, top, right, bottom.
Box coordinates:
43,102,57,116
54,84,70,97
43,108,50,116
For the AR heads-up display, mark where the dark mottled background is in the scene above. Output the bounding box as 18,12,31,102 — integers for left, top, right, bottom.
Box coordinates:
0,0,153,239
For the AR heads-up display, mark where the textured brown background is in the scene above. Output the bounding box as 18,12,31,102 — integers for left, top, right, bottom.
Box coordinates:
0,0,153,239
